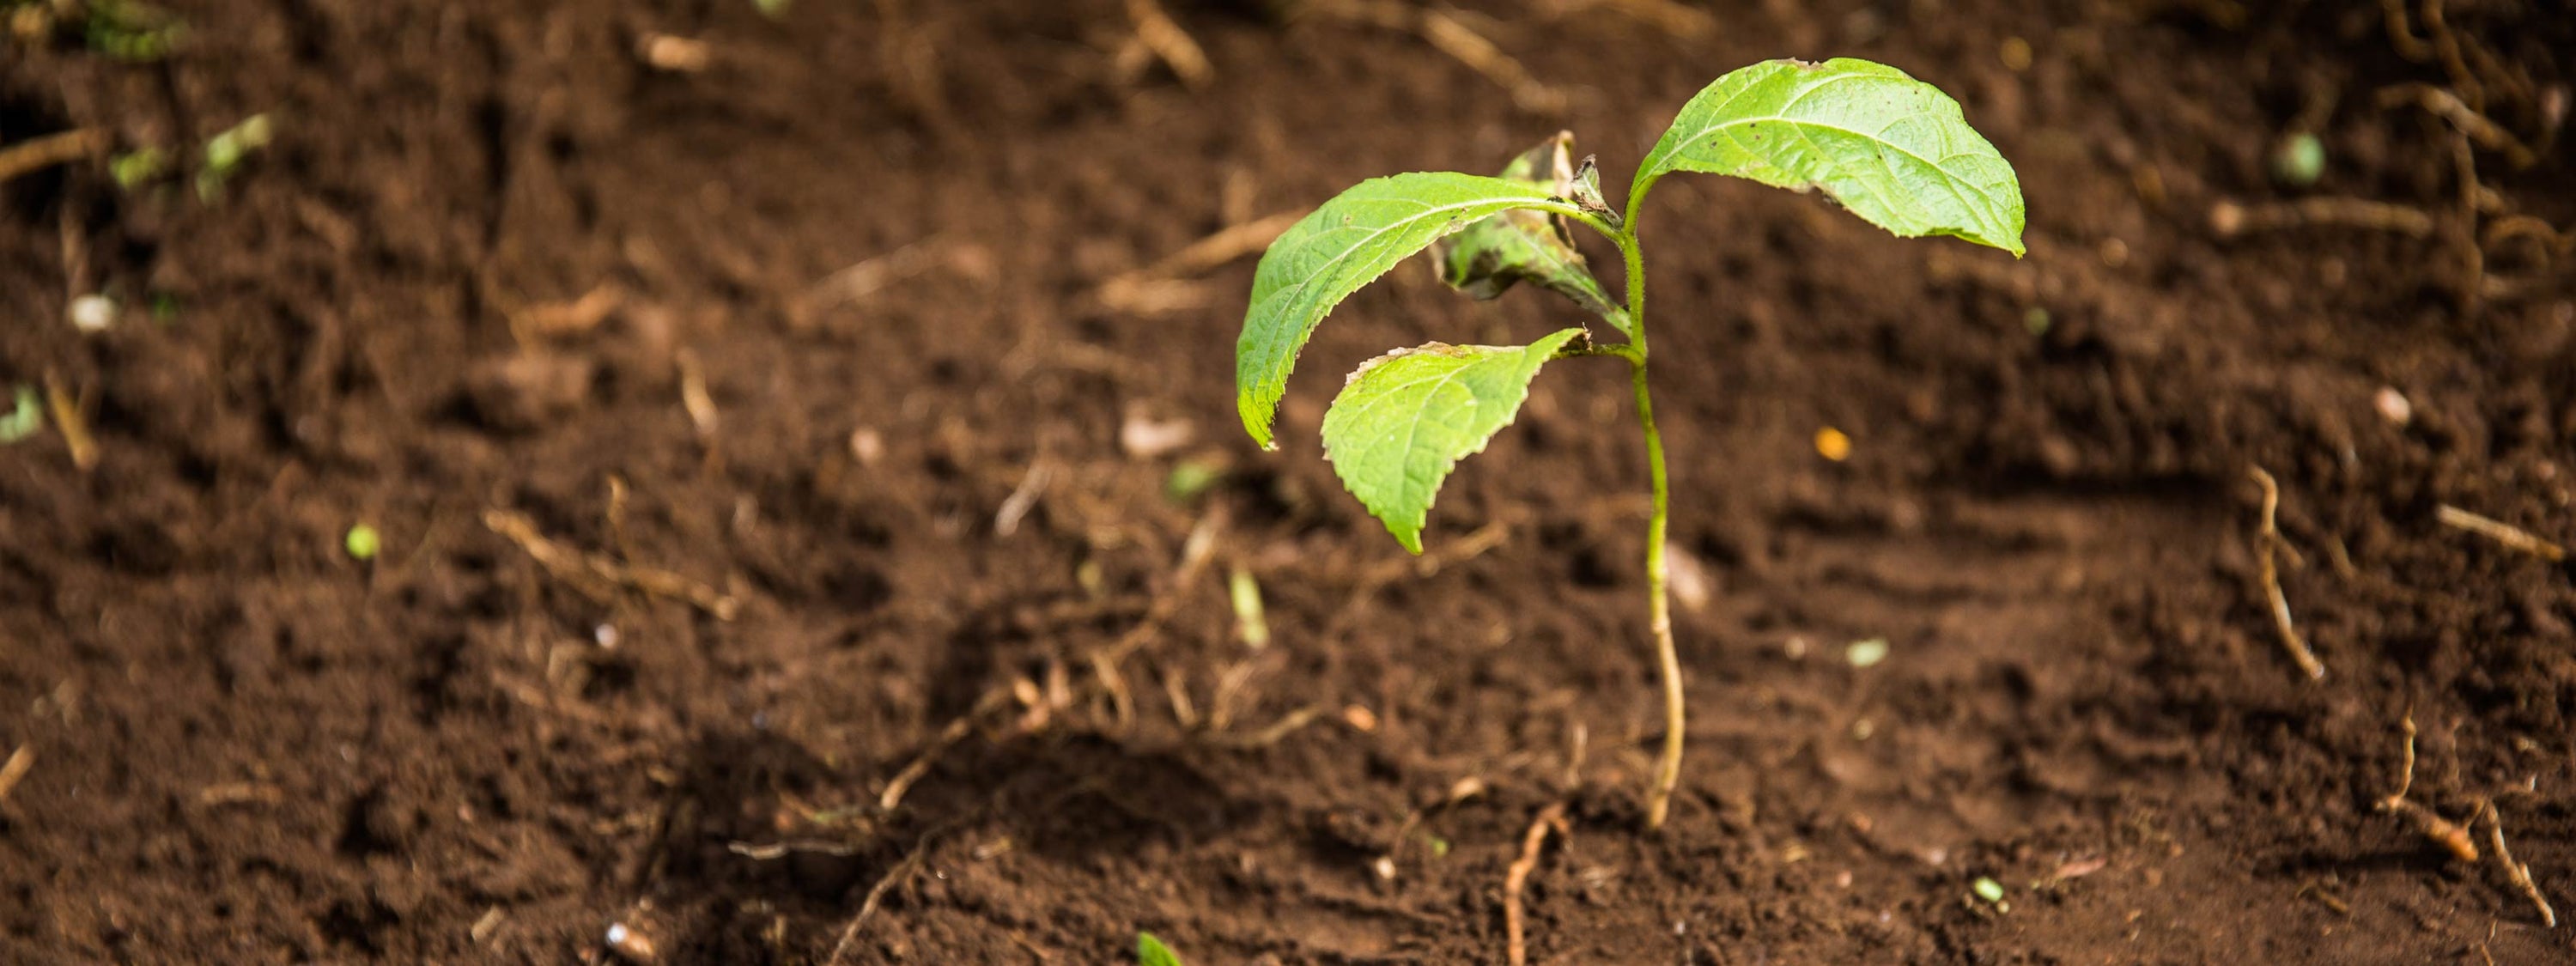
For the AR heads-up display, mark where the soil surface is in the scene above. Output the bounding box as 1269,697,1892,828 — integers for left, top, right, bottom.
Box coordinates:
3,1,2573,963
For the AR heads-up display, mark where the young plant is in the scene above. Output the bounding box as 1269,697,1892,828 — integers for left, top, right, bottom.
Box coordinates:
1136,932,1186,966
1235,58,2024,829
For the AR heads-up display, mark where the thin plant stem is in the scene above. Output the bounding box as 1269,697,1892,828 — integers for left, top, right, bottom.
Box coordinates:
1616,231,1685,831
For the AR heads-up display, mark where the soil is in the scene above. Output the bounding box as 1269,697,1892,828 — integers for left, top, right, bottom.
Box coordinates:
3,0,2573,963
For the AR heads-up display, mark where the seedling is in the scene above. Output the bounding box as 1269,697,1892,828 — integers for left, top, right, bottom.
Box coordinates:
1235,58,2023,829
197,113,272,203
1136,932,1186,966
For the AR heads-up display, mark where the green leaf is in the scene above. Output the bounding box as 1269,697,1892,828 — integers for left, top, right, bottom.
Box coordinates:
1137,932,1186,966
1322,328,1583,554
1237,173,1586,449
1429,133,1628,335
1633,58,2025,256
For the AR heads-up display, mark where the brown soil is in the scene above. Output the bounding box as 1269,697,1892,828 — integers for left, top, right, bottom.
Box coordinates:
4,1,2573,963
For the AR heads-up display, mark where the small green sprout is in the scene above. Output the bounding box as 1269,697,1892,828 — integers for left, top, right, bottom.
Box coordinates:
110,148,169,190
0,386,44,444
1163,458,1225,502
197,113,273,202
2270,131,2324,187
82,0,185,62
1236,58,2024,829
1228,564,1269,649
1972,875,2008,905
754,0,791,17
344,524,382,561
1137,932,1186,966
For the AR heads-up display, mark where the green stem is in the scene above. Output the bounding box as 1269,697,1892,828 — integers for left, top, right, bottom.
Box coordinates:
1616,232,1684,832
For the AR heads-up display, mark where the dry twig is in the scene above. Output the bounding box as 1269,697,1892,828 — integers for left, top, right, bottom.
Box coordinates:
1504,801,1571,966
2247,468,2324,679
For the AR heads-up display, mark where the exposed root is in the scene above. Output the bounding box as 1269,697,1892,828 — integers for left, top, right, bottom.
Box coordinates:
674,349,720,442
878,511,1224,809
0,744,33,806
792,238,955,325
509,282,625,341
483,508,740,619
1205,704,1326,749
1304,1,1567,113
825,838,935,965
2435,504,2566,562
1096,211,1299,315
2375,708,2477,863
2379,84,2537,168
2482,800,2557,927
878,690,1011,813
1528,0,1713,38
1126,0,1213,89
2246,468,2325,680
42,374,97,472
2208,197,2436,239
1504,801,1571,966
992,459,1053,538
0,128,108,185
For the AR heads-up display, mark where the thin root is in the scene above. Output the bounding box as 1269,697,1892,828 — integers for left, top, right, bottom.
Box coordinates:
1306,1,1566,113
0,129,109,185
2482,800,2558,927
1206,704,1326,749
1126,0,1213,88
2379,83,2537,167
825,839,935,965
2247,468,2325,680
2209,197,2435,239
878,690,1011,812
2435,505,2566,562
483,508,739,619
1096,211,1299,315
0,744,33,805
1504,801,1571,966
42,374,97,472
2375,708,2478,862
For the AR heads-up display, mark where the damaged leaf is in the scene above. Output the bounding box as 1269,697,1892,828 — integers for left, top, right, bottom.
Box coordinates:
1429,132,1628,333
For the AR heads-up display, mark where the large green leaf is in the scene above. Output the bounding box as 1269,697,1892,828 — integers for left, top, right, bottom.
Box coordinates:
1633,58,2024,255
1237,173,1587,449
1322,328,1583,554
1430,133,1628,334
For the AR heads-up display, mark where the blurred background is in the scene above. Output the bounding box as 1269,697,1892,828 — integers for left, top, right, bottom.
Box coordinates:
1,1,2571,963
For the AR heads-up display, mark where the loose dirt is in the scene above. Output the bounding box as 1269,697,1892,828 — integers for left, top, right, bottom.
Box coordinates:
2,1,2571,963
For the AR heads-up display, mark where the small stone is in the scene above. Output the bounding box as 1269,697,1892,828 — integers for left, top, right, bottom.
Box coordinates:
2373,386,2412,425
1846,638,1890,668
70,295,115,333
1814,427,1852,462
